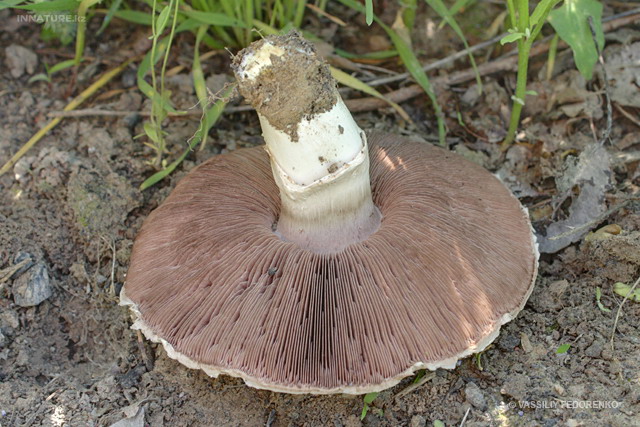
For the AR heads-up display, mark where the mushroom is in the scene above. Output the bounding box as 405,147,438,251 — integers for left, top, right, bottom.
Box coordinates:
121,31,538,394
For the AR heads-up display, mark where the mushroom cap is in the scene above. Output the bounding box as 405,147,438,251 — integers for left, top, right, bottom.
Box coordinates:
122,132,538,394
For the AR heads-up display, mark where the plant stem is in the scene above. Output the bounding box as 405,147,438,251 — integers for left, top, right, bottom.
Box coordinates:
503,37,531,147
503,0,530,148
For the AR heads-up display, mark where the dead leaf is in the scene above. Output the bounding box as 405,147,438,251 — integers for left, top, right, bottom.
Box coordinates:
537,144,612,253
600,42,640,108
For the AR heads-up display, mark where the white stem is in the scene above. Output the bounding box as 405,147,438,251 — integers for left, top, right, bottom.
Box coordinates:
258,98,366,188
233,32,381,252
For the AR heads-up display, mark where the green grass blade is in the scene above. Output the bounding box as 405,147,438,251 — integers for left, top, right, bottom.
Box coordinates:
423,0,482,93
140,87,232,190
330,66,412,123
48,58,77,74
180,10,247,27
365,0,373,25
0,0,26,9
334,48,397,60
11,0,78,12
136,37,180,114
193,25,209,149
97,0,123,35
337,0,446,144
75,0,101,66
293,0,306,27
113,10,153,25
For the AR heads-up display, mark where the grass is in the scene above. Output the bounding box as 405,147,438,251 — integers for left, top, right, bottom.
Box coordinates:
0,0,606,185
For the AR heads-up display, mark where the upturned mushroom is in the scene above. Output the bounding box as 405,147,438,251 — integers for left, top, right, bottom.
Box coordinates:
121,31,538,394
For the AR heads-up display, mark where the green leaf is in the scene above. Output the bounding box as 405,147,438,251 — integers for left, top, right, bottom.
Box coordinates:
180,10,246,27
500,32,524,45
48,59,76,75
113,10,153,25
28,73,51,84
433,421,446,427
548,0,604,80
0,0,24,10
97,0,123,35
330,66,411,122
155,5,171,35
596,287,611,312
360,403,370,420
143,122,161,144
335,49,398,60
556,343,571,354
613,282,640,302
530,0,562,29
365,0,373,25
11,0,78,12
363,392,378,404
175,18,203,33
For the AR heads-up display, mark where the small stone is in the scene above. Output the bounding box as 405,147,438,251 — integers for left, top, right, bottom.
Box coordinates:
0,309,20,331
585,341,603,358
497,333,520,351
0,331,5,347
553,383,565,396
410,415,426,427
465,382,487,410
5,44,38,78
520,332,533,353
16,348,29,366
12,263,52,307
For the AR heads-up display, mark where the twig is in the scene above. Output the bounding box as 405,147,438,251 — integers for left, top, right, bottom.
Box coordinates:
366,33,506,87
459,407,471,427
589,16,613,145
265,409,277,427
610,275,640,351
0,258,30,283
394,372,436,401
47,105,254,119
614,103,640,128
346,9,640,113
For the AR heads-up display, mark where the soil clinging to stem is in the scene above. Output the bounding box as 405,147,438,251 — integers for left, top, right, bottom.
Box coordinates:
232,30,337,141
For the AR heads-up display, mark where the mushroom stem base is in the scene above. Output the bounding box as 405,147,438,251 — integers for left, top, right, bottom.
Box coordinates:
273,142,381,253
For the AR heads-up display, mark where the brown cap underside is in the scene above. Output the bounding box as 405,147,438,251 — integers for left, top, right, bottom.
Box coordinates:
123,132,537,392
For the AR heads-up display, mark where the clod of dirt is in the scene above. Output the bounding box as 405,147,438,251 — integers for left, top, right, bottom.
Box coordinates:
66,169,141,238
582,231,640,282
11,262,51,307
232,31,337,141
464,382,487,410
4,44,38,78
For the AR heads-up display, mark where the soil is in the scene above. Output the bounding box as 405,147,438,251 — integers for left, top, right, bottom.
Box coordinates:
1,4,639,427
233,31,337,141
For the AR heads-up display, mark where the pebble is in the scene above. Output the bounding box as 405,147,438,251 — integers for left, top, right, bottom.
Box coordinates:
5,44,38,78
585,341,603,358
465,382,487,410
410,414,426,427
12,262,52,307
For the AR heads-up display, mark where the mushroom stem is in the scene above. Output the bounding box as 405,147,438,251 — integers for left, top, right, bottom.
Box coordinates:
233,31,381,253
